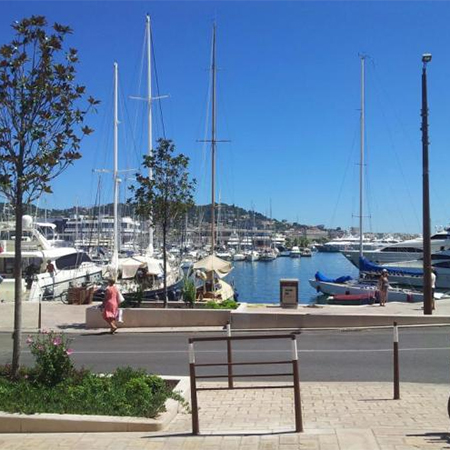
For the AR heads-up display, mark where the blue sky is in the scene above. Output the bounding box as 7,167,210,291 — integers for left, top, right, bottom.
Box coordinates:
2,1,450,233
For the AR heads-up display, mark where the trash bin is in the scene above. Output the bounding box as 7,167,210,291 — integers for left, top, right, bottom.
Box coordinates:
280,279,298,308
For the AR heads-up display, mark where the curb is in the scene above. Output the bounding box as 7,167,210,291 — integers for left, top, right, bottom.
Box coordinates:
0,376,190,433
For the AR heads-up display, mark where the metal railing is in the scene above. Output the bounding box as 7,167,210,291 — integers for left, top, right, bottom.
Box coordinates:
188,331,303,435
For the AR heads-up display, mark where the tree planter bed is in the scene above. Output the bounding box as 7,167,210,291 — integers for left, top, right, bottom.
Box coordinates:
0,376,189,433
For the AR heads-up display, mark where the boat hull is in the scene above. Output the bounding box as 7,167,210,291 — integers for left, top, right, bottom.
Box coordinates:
309,279,423,303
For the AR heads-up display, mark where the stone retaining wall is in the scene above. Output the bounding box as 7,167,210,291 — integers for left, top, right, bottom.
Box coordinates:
86,306,231,328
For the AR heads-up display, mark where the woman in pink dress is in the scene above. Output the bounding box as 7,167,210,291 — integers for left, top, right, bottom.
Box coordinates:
102,279,120,334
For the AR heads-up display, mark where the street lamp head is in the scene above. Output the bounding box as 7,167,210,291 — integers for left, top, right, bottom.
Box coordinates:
422,53,432,63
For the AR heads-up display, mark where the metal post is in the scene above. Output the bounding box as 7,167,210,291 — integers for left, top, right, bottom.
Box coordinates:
226,322,233,388
189,340,199,434
291,335,303,432
38,295,42,332
393,322,400,400
421,55,433,315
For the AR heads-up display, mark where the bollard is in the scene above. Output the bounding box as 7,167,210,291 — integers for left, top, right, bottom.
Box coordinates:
189,340,199,434
226,322,233,388
291,335,303,432
393,321,400,400
38,295,42,332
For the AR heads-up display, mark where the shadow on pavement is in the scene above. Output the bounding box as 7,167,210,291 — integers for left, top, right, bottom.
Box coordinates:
57,323,86,330
407,432,450,448
142,430,298,439
82,331,113,336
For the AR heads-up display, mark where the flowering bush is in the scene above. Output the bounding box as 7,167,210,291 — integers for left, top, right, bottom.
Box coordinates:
27,331,74,386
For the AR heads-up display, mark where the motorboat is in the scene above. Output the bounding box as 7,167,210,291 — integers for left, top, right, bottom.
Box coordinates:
216,251,232,261
290,246,301,258
342,228,450,267
232,252,246,261
316,235,385,253
300,248,312,257
359,251,450,290
245,250,260,262
259,249,277,261
0,216,103,303
309,273,423,303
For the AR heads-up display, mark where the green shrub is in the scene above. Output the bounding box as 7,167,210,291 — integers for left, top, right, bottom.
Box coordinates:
27,331,74,386
0,366,185,418
182,278,196,306
0,331,186,418
205,298,239,309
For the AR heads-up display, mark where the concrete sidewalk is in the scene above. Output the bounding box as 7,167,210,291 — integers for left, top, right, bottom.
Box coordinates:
0,381,448,449
2,299,450,334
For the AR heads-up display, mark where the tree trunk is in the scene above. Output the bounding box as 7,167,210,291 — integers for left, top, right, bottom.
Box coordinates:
163,223,168,308
12,188,23,378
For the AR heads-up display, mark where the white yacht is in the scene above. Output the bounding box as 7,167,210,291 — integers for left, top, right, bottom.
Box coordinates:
317,235,385,253
245,250,260,262
343,228,450,267
0,216,103,303
259,248,277,261
232,252,246,261
62,215,142,252
363,249,450,290
290,246,301,258
300,248,313,257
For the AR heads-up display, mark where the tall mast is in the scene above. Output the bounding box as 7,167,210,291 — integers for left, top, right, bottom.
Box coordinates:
113,62,119,270
210,24,217,255
146,15,154,256
359,55,365,263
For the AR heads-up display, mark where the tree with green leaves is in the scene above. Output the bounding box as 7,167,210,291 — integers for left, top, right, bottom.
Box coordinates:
0,16,98,376
130,139,196,307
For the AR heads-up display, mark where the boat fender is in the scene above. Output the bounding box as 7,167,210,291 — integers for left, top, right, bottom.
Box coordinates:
406,294,413,303
316,286,321,293
345,290,350,295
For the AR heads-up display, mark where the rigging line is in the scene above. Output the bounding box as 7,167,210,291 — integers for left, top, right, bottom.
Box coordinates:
118,77,143,176
368,59,420,230
216,74,235,207
328,117,359,229
86,174,102,249
150,27,166,139
86,78,114,210
130,26,147,161
364,135,374,233
362,116,372,233
198,49,213,205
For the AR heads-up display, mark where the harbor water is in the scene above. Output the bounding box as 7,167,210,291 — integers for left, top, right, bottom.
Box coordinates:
228,252,359,304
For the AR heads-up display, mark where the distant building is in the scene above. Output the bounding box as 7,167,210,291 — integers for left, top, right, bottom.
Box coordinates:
304,227,328,240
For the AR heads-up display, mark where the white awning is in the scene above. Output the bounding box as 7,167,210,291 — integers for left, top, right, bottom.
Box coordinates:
119,256,163,279
193,255,232,278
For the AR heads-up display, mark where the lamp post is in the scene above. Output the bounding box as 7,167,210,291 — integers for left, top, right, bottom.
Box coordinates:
421,53,433,315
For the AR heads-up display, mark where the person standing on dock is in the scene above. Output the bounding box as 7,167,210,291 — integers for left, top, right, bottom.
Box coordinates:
431,270,437,310
46,260,55,287
377,269,389,307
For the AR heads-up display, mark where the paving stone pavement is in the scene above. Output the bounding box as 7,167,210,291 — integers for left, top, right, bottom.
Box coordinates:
0,382,450,449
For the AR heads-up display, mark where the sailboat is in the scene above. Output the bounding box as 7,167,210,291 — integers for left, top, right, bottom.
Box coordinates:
103,17,184,301
309,56,424,304
193,24,235,302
